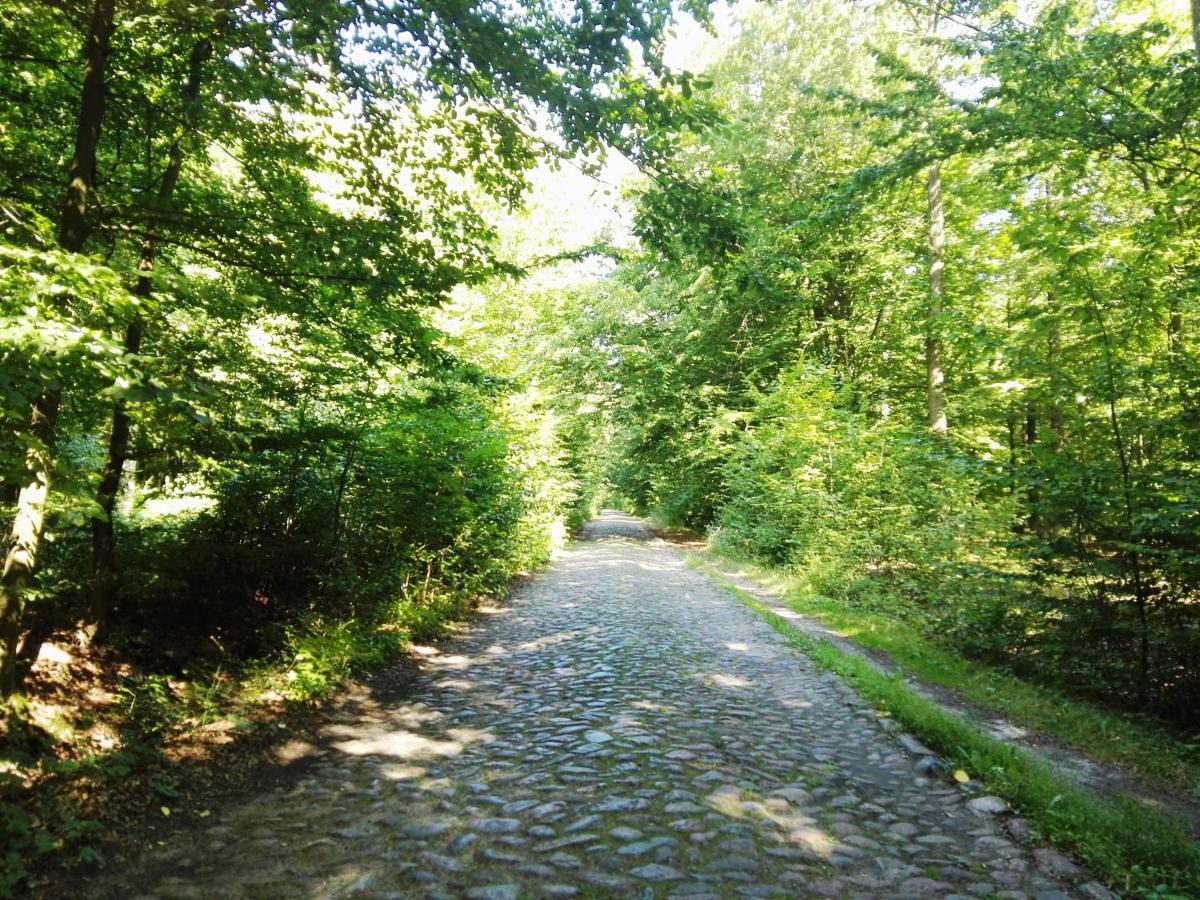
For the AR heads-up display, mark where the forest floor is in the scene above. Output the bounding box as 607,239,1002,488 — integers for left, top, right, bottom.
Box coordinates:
73,512,1109,899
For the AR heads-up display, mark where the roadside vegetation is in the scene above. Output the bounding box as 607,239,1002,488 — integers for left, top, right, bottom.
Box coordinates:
5,0,1200,895
697,548,1200,798
499,0,1200,894
701,557,1200,899
0,0,694,890
535,0,1200,789
579,0,1200,732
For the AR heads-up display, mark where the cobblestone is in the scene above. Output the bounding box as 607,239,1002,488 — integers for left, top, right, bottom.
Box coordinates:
87,512,1094,898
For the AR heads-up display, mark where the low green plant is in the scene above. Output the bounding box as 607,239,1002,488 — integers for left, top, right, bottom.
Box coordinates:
280,617,409,701
0,803,33,894
699,561,1200,898
699,548,1200,794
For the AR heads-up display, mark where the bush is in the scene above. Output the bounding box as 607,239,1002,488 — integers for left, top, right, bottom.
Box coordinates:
706,362,1200,721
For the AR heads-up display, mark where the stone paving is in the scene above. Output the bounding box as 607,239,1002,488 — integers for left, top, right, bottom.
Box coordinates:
90,512,1105,899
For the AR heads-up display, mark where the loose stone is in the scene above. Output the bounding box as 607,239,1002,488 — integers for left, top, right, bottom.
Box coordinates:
473,817,523,834
630,863,685,881
967,796,1009,815
609,826,643,840
465,886,520,900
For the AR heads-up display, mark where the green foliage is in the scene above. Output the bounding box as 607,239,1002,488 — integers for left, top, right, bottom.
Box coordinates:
556,0,1200,724
0,802,32,895
703,547,1200,791
0,0,709,645
5,0,1200,891
0,361,582,889
281,618,407,701
715,367,1018,624
0,0,704,889
707,564,1200,898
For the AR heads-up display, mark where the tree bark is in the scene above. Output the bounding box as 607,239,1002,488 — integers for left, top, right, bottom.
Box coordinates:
1176,4,1194,355
84,35,213,643
58,0,116,256
926,163,948,435
1192,0,1199,63
84,313,143,643
1087,283,1153,705
0,397,60,693
1047,325,1065,446
1024,408,1043,533
1,0,115,695
330,442,357,557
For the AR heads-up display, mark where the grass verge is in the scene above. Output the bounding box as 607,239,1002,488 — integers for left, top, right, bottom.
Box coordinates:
690,557,1200,899
696,549,1200,797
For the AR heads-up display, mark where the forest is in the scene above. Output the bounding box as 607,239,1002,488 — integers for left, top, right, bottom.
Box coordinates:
3,0,1200,894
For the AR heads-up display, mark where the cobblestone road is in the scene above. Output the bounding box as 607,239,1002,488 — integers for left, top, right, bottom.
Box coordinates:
93,513,1101,899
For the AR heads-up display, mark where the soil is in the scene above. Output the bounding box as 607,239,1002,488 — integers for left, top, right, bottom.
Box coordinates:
15,634,426,895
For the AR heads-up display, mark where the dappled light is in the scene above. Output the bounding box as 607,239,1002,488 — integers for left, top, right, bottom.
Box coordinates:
75,516,1108,897
4,0,1199,893
786,825,837,860
329,727,483,760
516,633,577,653
703,672,754,690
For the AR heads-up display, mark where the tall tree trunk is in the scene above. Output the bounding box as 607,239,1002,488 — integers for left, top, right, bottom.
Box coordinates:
1047,325,1066,446
84,35,213,643
1024,408,1043,534
330,442,357,558
58,0,115,256
1174,4,1194,358
1,0,116,695
926,163,948,435
1192,0,1199,63
85,312,143,643
0,397,60,694
1006,408,1017,488
1087,285,1153,705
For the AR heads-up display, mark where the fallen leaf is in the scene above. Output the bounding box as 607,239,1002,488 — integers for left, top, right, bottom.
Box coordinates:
954,769,970,784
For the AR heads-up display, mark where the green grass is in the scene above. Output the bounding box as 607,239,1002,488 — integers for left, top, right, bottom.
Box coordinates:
691,557,1200,899
696,549,1200,797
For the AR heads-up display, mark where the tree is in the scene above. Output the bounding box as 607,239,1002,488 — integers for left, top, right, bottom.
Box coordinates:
549,0,1200,721
0,0,713,692
1,0,116,693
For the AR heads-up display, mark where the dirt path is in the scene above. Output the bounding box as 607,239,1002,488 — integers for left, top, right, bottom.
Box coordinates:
85,512,1110,899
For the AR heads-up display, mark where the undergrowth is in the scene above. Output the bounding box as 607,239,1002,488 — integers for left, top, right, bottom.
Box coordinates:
699,549,1200,799
692,558,1200,899
0,555,542,895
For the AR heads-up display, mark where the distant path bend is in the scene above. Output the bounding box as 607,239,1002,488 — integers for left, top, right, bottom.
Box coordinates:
91,511,1103,899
